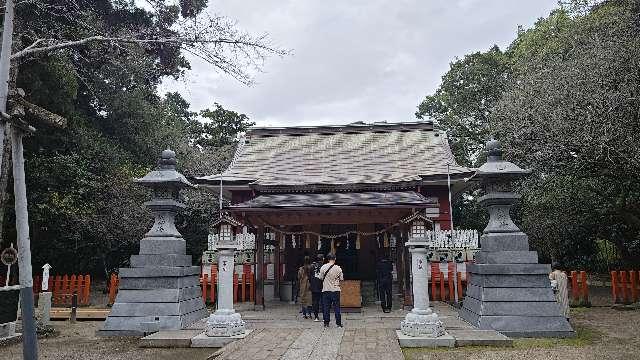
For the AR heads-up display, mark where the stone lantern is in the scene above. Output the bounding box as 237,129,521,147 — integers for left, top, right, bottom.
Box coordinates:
398,213,453,347
100,149,207,336
458,139,574,337
201,213,247,341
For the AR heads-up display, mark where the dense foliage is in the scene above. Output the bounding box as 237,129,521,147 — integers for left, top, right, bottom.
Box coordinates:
0,0,265,277
418,0,640,270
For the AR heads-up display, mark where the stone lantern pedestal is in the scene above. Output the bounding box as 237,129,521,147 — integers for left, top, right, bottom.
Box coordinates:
98,150,207,336
458,140,574,338
398,234,454,347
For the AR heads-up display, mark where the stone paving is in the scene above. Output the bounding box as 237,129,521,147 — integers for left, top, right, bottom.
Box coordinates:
204,302,466,360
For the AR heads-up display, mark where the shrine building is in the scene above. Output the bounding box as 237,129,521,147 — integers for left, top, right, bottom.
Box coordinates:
195,120,475,310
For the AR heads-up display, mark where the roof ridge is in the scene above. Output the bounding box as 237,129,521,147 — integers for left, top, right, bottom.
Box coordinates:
248,120,434,137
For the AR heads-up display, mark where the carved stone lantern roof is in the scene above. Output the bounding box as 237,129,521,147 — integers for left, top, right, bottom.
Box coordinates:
474,139,531,179
135,149,194,189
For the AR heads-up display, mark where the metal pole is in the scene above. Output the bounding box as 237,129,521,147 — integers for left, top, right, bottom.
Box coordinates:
219,174,223,218
5,263,9,287
12,128,38,359
0,0,16,170
447,163,459,306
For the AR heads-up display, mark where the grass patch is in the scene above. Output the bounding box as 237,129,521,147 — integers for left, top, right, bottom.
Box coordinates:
402,325,600,359
513,325,600,349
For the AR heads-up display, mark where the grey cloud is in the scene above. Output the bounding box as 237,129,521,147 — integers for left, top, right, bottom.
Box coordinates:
160,0,557,127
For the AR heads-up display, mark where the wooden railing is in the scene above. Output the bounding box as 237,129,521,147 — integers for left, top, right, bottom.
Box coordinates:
611,270,640,304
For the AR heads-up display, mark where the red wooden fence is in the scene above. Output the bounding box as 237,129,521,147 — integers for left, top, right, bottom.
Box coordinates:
1,273,92,305
429,263,468,303
568,270,590,306
50,274,91,305
611,270,640,304
200,270,255,304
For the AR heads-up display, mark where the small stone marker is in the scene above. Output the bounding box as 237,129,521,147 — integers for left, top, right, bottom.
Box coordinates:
36,263,53,326
41,263,52,291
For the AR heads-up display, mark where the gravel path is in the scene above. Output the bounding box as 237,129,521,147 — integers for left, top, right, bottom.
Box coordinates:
1,305,638,360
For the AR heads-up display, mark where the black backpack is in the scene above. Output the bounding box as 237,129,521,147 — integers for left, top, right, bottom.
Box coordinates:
308,263,323,293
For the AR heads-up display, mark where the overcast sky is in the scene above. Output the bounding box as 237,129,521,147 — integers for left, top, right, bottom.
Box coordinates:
160,0,558,127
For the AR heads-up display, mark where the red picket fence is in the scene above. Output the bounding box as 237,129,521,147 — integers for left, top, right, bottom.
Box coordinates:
200,265,255,304
611,270,640,304
567,270,590,306
49,274,91,306
429,263,467,303
107,273,120,306
1,274,92,305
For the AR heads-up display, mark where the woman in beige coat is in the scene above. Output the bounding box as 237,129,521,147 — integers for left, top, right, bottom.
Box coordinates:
549,262,570,319
297,256,313,318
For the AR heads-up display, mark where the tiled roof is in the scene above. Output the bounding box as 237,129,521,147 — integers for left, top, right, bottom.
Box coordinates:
198,121,473,188
230,191,437,209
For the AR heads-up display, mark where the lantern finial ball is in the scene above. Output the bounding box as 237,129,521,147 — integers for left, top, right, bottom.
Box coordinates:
159,149,177,168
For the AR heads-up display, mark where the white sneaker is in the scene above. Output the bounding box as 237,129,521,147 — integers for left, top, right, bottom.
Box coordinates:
314,318,319,322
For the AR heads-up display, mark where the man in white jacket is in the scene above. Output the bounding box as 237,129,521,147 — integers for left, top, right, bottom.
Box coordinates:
317,253,344,327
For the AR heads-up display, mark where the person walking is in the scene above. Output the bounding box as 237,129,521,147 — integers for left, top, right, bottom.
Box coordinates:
297,256,313,319
549,262,570,319
308,253,324,321
376,254,393,313
317,253,343,327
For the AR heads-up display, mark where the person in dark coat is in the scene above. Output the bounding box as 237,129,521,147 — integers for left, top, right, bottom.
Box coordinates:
376,254,394,313
308,253,325,321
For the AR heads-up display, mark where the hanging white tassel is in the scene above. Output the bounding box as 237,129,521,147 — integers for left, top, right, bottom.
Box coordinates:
305,234,310,249
317,237,322,250
292,235,297,249
356,234,361,250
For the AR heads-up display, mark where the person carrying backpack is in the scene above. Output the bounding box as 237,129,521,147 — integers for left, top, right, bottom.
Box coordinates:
308,254,324,321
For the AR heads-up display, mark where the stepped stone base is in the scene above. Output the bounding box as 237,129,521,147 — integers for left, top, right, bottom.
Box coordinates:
98,251,208,337
396,330,455,348
191,330,252,348
459,245,574,338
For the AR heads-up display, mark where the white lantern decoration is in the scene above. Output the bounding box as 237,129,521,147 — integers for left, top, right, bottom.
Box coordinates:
401,212,434,244
411,220,427,239
211,213,243,247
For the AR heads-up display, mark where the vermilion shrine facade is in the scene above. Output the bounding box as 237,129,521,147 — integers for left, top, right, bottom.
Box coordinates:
196,121,476,309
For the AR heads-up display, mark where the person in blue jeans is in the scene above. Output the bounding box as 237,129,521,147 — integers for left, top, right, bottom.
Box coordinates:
316,253,344,327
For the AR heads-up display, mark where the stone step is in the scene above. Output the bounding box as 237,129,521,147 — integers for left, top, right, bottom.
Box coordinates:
119,266,200,278
119,275,200,290
458,306,574,337
466,284,555,302
109,297,206,317
115,287,202,303
468,263,551,274
448,329,513,347
468,274,551,288
139,330,202,348
463,296,562,316
474,251,538,264
130,254,192,267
